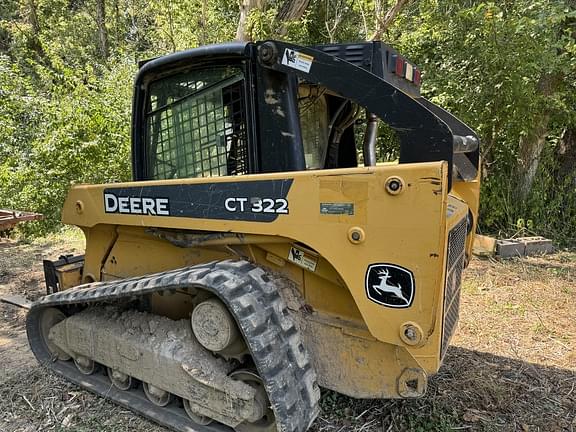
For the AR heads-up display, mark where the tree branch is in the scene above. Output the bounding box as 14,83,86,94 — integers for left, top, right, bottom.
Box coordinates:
370,0,411,41
235,0,265,41
275,0,310,36
95,0,109,59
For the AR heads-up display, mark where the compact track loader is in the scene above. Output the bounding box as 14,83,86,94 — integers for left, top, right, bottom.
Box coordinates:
27,40,480,432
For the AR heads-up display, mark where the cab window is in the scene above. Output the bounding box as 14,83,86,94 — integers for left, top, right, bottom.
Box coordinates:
145,65,249,179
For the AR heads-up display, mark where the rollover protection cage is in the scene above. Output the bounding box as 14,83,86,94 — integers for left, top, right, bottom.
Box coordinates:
132,40,480,188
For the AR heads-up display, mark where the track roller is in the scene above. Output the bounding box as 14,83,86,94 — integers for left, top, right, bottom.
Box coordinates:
191,297,247,358
183,399,213,425
74,356,96,375
38,307,71,361
143,382,172,407
231,370,276,432
107,367,134,391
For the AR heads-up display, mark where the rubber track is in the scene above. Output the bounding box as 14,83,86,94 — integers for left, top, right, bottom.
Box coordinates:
26,260,320,432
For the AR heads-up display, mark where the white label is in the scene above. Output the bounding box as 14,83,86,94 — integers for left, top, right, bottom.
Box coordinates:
104,193,170,216
224,197,289,214
405,63,414,82
288,247,318,272
281,49,314,73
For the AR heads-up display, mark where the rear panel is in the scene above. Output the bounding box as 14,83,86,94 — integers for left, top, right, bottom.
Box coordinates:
62,162,459,359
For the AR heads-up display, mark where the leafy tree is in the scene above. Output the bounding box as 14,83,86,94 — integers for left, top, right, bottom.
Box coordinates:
0,0,574,245
389,0,576,243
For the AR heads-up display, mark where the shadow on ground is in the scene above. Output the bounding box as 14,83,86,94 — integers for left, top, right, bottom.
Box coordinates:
315,346,576,432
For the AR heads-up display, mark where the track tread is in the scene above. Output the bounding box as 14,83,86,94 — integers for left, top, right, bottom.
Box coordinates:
27,260,320,432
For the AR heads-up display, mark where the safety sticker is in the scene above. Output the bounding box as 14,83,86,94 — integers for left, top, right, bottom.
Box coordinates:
281,49,314,73
288,247,318,272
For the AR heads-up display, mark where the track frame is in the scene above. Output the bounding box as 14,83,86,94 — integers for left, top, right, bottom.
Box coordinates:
27,260,320,432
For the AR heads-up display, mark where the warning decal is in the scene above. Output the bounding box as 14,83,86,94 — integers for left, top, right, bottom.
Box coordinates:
288,247,318,272
281,49,314,73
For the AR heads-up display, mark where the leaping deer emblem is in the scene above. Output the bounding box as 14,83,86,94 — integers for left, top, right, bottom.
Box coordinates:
372,269,409,305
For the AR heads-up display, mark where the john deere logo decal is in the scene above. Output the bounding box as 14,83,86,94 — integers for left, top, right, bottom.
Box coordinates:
365,264,415,308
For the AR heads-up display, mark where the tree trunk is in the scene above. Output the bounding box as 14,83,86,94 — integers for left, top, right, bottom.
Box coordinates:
165,0,177,51
114,0,120,44
275,0,310,36
26,0,46,59
27,0,41,35
516,74,560,200
516,114,550,200
95,0,109,59
236,0,264,41
199,0,208,46
371,0,411,40
557,127,576,182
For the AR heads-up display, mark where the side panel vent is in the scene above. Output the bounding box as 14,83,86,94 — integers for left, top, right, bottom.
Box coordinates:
311,42,420,97
441,217,467,359
314,44,373,70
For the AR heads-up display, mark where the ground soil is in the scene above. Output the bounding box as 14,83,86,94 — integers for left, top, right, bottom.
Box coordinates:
0,234,574,432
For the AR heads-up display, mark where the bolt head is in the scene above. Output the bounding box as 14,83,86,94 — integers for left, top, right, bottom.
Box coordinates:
258,43,278,65
385,176,404,195
405,327,416,340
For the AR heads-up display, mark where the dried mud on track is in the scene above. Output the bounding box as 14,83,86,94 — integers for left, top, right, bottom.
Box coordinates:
0,235,165,432
0,236,574,432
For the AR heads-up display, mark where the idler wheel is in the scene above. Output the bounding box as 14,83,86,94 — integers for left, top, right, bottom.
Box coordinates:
191,298,246,356
143,382,172,407
183,399,213,425
107,367,134,391
38,307,71,361
74,355,96,375
230,370,276,432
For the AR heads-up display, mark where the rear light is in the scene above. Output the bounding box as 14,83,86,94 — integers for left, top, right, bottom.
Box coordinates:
405,63,414,82
395,56,405,76
389,54,421,87
414,69,421,86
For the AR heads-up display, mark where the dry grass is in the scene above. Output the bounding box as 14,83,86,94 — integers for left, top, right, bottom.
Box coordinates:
459,253,575,369
0,234,574,432
312,252,576,432
0,368,165,432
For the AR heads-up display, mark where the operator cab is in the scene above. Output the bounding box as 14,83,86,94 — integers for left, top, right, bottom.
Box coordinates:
132,41,479,189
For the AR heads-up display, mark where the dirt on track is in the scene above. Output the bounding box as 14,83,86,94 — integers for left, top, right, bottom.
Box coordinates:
0,234,574,432
0,234,164,432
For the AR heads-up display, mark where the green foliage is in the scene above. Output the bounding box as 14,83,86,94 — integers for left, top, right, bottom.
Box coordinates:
0,56,133,233
521,132,576,244
406,412,456,432
388,0,576,245
0,0,574,244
